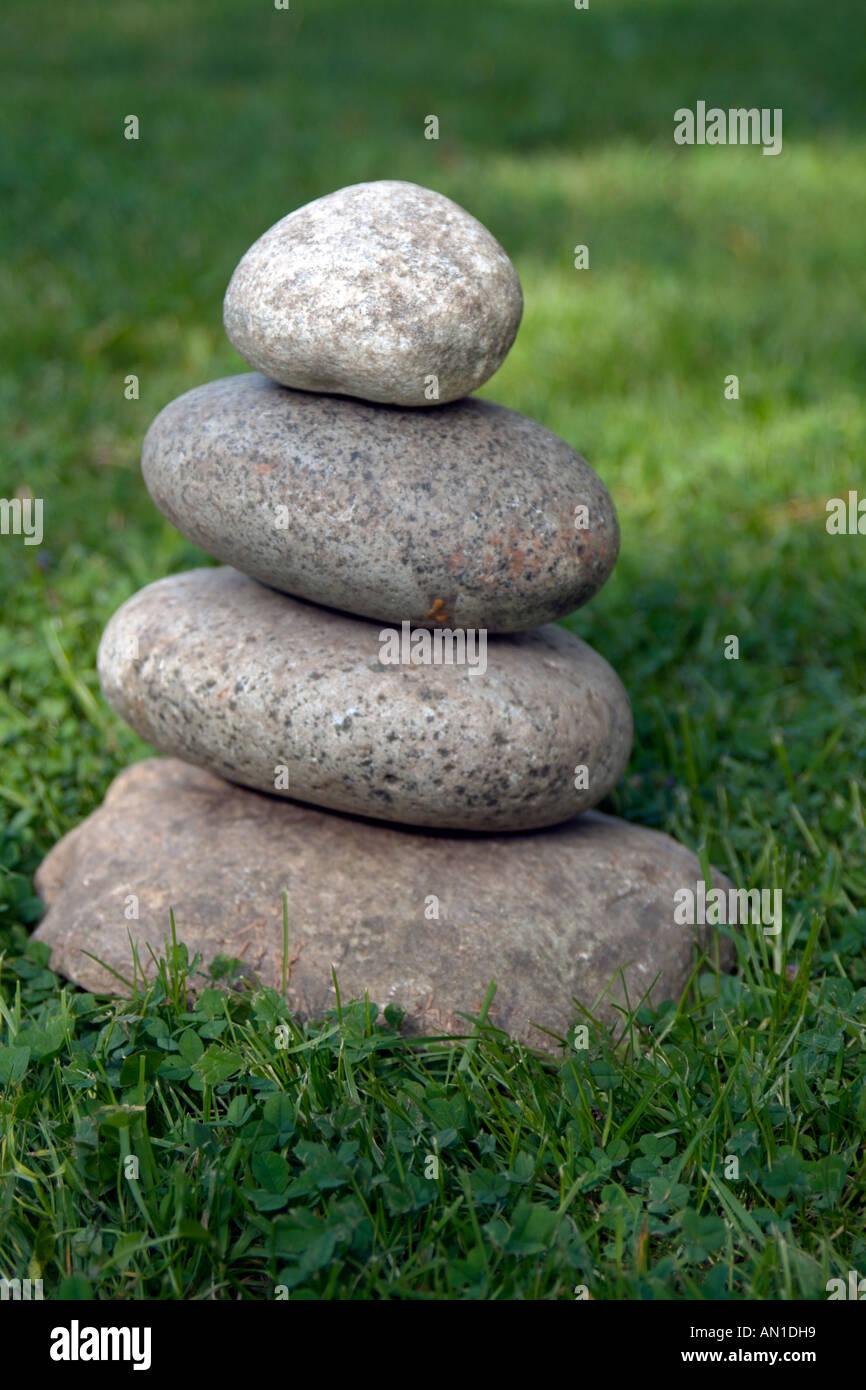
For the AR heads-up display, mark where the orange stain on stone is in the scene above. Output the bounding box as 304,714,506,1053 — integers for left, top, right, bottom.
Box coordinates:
445,544,467,574
426,598,450,622
508,544,527,577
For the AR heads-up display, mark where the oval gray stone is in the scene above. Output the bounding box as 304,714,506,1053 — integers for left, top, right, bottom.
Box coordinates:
97,567,633,832
223,181,523,406
32,759,735,1053
142,374,620,633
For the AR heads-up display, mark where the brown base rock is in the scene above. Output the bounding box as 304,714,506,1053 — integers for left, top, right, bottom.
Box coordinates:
33,758,734,1052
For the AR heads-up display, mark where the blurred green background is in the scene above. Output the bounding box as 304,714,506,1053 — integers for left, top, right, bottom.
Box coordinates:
1,0,864,899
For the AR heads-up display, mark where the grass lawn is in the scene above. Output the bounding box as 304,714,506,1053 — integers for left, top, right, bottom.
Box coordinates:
1,0,865,1299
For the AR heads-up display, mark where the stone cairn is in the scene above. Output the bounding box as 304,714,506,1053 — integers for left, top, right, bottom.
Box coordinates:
35,181,731,1050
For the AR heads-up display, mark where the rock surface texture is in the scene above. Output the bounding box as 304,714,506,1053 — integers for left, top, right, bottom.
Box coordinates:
97,567,633,832
33,759,735,1052
223,181,523,407
141,373,619,632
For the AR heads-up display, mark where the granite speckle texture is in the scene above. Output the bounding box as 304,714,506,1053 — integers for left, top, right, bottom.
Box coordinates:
223,181,523,406
97,567,633,832
142,373,619,633
33,759,734,1051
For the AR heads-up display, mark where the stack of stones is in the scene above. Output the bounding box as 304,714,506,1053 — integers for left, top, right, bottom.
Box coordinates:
35,182,731,1049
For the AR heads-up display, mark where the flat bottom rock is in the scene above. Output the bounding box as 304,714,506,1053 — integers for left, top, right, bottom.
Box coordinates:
33,759,735,1052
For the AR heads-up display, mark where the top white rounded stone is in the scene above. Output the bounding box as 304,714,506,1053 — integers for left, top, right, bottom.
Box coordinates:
223,181,523,407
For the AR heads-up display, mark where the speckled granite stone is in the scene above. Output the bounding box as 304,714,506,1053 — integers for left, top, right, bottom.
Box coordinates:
33,759,734,1051
223,181,523,406
96,567,633,832
141,374,619,633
